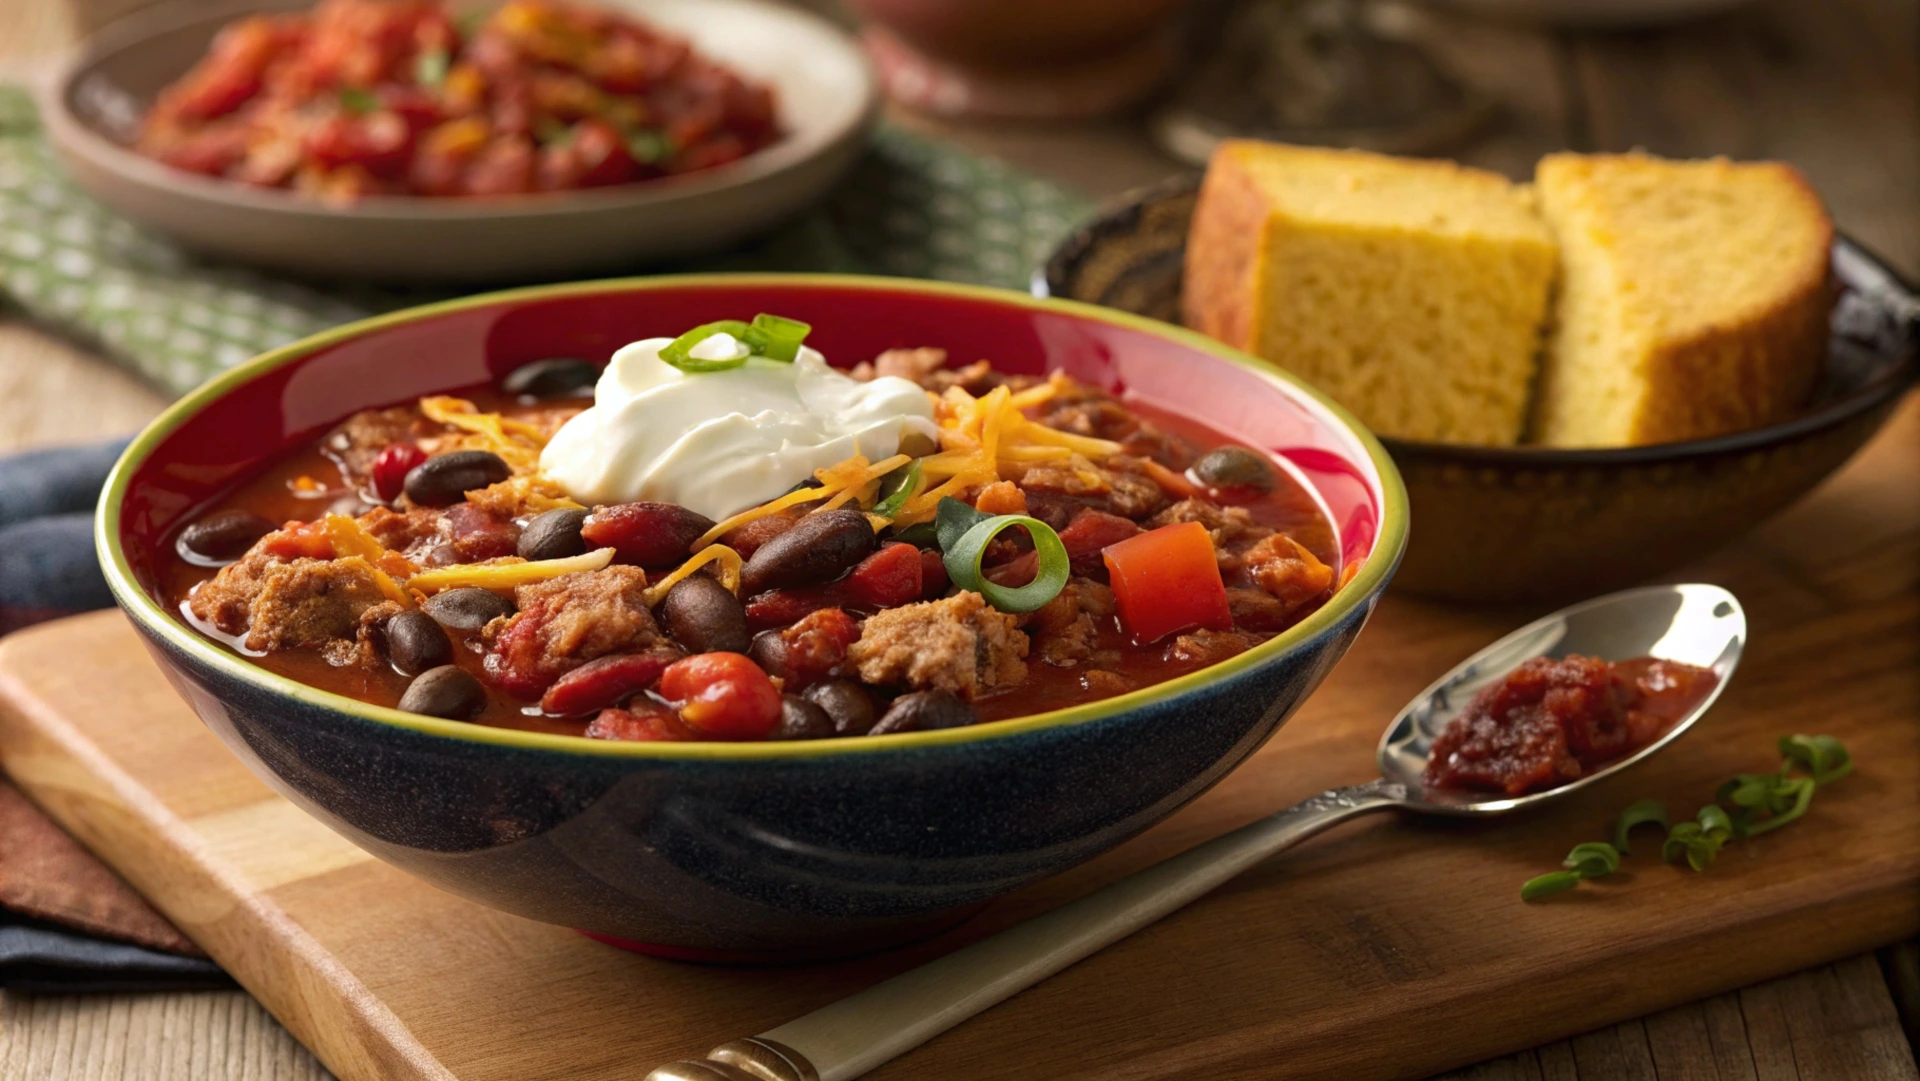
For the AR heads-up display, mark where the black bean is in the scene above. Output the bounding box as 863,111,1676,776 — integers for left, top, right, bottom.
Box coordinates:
738,509,876,596
1190,446,1274,493
176,510,276,566
517,507,588,561
385,609,452,676
661,575,750,654
868,690,975,735
421,587,516,632
748,629,789,680
397,665,486,720
803,678,878,736
402,450,512,507
772,695,836,740
500,358,600,399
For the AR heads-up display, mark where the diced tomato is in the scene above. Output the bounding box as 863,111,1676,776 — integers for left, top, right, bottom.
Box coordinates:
153,16,281,123
919,547,949,599
147,124,254,176
585,702,693,742
461,135,536,195
304,110,414,178
659,652,781,740
844,543,921,609
1102,522,1232,645
777,608,860,690
541,649,680,716
261,520,335,561
371,442,425,502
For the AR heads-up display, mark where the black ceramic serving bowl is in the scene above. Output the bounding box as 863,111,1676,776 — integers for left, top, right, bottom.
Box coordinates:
99,274,1408,959
1038,173,1920,602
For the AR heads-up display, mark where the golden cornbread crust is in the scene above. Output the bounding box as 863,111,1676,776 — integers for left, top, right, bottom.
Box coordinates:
1532,153,1832,447
1181,142,1557,446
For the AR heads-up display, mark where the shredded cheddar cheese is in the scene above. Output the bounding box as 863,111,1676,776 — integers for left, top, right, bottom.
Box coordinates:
323,514,416,603
641,545,744,606
406,547,615,594
419,396,552,474
691,454,910,549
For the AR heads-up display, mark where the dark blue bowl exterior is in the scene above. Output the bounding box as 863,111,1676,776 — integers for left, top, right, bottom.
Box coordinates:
133,593,1377,954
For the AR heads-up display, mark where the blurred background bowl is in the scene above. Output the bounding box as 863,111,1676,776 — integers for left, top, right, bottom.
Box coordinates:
41,0,878,285
1038,173,1920,603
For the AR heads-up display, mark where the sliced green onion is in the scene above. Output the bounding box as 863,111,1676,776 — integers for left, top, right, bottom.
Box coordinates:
1742,777,1815,836
339,87,380,116
1780,734,1853,785
739,312,813,362
934,496,992,553
1521,871,1582,901
944,514,1070,614
872,460,923,520
892,521,937,548
415,47,449,87
1563,841,1621,879
660,320,753,372
1612,798,1669,854
1695,803,1734,843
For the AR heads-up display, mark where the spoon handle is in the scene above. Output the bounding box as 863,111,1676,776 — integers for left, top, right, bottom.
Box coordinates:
647,778,1408,1081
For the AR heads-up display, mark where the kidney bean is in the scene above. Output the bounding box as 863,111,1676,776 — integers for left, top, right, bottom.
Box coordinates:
719,510,800,560
447,503,521,561
581,502,715,567
843,543,922,609
772,695,835,740
540,649,681,716
661,575,750,655
803,678,877,736
501,357,599,399
659,652,782,740
919,547,950,599
421,586,516,631
371,442,426,502
737,509,876,597
385,609,452,676
397,665,487,720
744,584,847,633
403,450,511,507
1190,446,1274,493
517,507,588,561
869,690,976,735
176,510,276,566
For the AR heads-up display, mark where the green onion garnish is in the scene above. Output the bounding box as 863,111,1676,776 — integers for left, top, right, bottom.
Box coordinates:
415,47,449,88
658,314,812,372
1563,841,1621,878
659,320,754,372
1611,798,1669,854
872,460,923,520
942,511,1070,614
339,87,380,116
1520,871,1581,901
935,496,992,553
627,129,672,165
1780,734,1852,785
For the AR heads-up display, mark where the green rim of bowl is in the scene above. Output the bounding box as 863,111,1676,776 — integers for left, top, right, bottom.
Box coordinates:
97,273,1410,761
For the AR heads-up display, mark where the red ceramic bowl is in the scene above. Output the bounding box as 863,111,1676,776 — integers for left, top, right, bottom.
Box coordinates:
100,275,1408,957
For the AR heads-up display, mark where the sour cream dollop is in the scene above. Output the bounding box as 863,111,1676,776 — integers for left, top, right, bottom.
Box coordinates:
539,334,938,520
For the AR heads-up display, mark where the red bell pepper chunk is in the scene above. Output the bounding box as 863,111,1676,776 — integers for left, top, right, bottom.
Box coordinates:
1102,522,1232,645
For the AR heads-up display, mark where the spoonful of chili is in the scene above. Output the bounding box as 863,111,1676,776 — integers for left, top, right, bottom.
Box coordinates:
649,583,1747,1081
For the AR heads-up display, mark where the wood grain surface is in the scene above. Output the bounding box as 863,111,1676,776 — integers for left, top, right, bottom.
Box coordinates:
1,0,1917,1077
0,395,1915,1081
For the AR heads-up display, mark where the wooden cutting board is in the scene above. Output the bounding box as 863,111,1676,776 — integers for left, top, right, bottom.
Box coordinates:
1,399,1916,1081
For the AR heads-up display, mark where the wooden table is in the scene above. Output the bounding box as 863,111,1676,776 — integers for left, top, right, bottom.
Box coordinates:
1,0,1916,1078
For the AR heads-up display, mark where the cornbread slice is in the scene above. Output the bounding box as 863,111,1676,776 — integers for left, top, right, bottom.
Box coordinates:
1531,153,1832,447
1182,142,1558,445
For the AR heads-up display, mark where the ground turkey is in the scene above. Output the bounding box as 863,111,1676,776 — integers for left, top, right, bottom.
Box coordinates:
1245,534,1334,612
1150,499,1273,575
1017,457,1166,521
484,566,662,698
189,555,397,667
1026,580,1116,668
847,591,1028,700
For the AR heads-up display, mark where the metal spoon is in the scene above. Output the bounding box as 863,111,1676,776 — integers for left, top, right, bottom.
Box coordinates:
650,583,1747,1081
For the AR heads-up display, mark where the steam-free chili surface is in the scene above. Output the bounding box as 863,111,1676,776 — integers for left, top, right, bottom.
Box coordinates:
160,352,1342,741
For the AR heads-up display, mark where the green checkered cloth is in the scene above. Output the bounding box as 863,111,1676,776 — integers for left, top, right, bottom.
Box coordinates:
0,86,1092,398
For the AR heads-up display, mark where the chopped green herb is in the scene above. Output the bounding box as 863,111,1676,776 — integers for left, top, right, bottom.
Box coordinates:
339,87,381,116
872,460,923,520
1521,870,1582,902
1612,798,1669,854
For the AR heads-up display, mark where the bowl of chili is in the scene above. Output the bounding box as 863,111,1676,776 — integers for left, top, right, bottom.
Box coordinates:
43,0,877,284
98,274,1408,958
